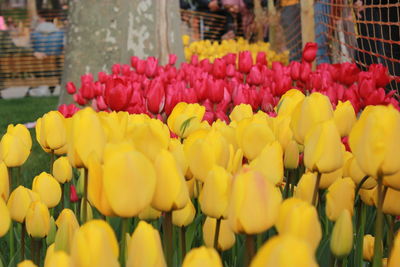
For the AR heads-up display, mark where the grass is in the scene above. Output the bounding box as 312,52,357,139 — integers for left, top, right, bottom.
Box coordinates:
0,96,59,185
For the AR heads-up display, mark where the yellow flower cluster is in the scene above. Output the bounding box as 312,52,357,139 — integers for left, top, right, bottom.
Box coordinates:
182,35,289,66
1,89,400,266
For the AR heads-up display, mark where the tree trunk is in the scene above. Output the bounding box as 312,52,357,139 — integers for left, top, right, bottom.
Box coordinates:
59,0,184,105
27,0,38,22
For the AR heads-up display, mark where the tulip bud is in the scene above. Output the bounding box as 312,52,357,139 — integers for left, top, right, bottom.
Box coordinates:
290,92,334,145
52,157,72,184
363,234,375,262
46,216,56,246
199,166,232,219
250,235,318,267
379,187,400,216
276,198,322,252
25,200,51,238
326,177,355,221
238,51,253,74
389,232,400,267
294,172,318,204
172,200,196,227
0,124,32,167
347,157,376,189
79,200,93,222
70,220,119,267
284,140,299,169
359,187,376,206
36,111,67,154
182,246,223,267
202,217,235,251
276,89,305,117
330,210,353,257
304,119,344,173
7,186,40,223
0,161,9,201
32,172,62,208
69,184,79,203
349,105,400,178
126,221,166,267
17,260,37,267
44,250,71,267
333,101,356,137
228,169,282,234
249,141,284,185
152,149,189,212
302,42,318,62
167,102,205,138
229,104,253,123
0,197,10,237
138,205,162,221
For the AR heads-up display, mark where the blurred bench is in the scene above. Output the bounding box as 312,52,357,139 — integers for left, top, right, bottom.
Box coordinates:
0,54,63,89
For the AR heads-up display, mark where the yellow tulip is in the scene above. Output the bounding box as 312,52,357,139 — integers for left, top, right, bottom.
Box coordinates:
127,221,166,267
379,187,400,216
249,141,284,185
226,146,243,175
290,92,334,144
79,200,93,222
389,231,400,267
363,234,375,262
304,119,344,173
182,246,223,267
172,199,196,227
54,209,79,253
67,107,106,168
359,187,376,206
130,118,170,162
330,209,353,257
326,177,355,221
276,89,305,117
36,111,67,154
0,124,32,167
103,149,156,217
182,34,190,46
52,157,72,184
199,165,232,219
186,178,201,199
99,111,128,143
87,154,115,217
319,168,342,190
44,244,55,267
46,216,56,245
17,260,37,267
349,105,400,178
294,172,318,204
44,250,71,267
236,117,275,160
250,235,318,267
138,205,162,221
167,102,205,138
168,138,188,177
25,200,50,238
0,160,9,201
383,170,400,190
7,186,40,223
203,217,235,251
228,169,282,234
229,104,253,123
347,157,376,189
333,101,356,137
186,129,230,182
276,198,322,251
283,140,299,169
32,172,61,208
152,149,189,211
0,197,10,237
70,220,119,267
212,120,237,151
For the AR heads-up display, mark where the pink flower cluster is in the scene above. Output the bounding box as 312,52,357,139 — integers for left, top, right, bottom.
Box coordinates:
60,43,399,121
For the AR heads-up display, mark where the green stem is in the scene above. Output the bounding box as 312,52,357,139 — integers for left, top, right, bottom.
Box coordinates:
82,168,88,224
372,174,384,267
181,226,186,261
283,169,292,199
245,235,255,267
8,167,12,192
213,218,222,250
21,222,26,261
30,237,35,263
355,175,370,198
312,172,322,206
355,201,366,267
37,239,42,266
120,218,130,266
256,234,263,251
163,212,173,267
385,214,394,255
61,183,65,210
9,221,14,263
50,151,54,173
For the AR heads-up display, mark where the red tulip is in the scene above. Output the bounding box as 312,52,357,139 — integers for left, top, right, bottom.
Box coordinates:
238,51,253,74
122,64,131,76
190,54,199,65
66,81,76,94
203,111,215,124
104,78,132,111
341,136,351,152
300,62,311,83
290,61,301,81
73,92,87,106
212,58,226,79
339,62,359,86
169,54,178,65
98,71,108,83
112,63,121,75
226,64,236,77
248,66,262,85
145,57,158,78
369,64,390,87
215,110,229,123
358,72,376,99
208,79,225,103
256,52,267,66
224,53,236,65
96,95,108,111
302,42,318,62
136,59,146,75
146,79,165,114
130,56,139,69
364,87,386,106
70,184,79,203
58,104,79,118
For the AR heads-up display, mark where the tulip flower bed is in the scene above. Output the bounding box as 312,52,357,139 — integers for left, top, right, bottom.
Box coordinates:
181,35,289,65
1,44,400,267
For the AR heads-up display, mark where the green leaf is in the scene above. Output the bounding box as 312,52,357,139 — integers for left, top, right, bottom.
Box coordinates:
180,116,196,137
